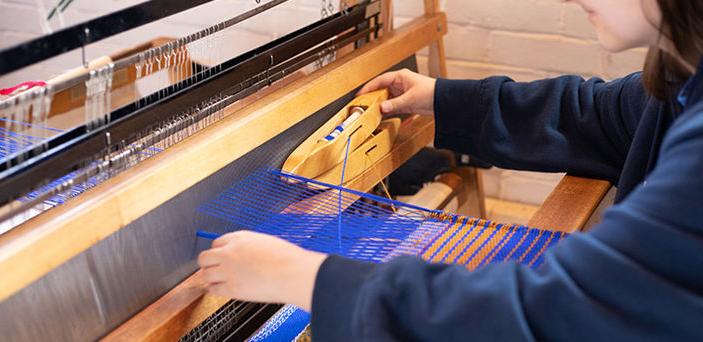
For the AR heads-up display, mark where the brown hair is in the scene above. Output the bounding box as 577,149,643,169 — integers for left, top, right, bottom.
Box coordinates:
643,0,703,100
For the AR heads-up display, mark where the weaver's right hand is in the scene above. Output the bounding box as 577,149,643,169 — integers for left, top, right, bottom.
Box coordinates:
358,69,436,116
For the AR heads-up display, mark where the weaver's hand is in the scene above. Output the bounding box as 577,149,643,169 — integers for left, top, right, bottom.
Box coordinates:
358,68,436,116
198,231,327,312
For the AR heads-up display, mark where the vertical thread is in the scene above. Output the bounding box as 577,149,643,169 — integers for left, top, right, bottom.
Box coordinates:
338,135,352,252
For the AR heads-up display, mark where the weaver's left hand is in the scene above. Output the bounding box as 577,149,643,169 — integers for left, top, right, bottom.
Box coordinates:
197,231,327,312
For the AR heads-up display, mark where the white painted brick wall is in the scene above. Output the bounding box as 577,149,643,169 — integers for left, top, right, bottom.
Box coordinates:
0,0,646,206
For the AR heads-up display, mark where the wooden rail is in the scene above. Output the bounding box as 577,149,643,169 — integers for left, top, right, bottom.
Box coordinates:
528,175,612,233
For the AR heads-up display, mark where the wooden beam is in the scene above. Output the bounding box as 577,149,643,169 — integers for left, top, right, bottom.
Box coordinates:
424,0,447,78
381,0,393,35
0,12,447,304
453,166,486,217
102,114,436,341
528,175,612,233
101,271,220,342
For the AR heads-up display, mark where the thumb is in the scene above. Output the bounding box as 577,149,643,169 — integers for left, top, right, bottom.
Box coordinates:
380,95,412,115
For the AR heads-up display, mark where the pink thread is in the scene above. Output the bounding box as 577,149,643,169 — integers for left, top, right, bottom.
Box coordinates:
0,81,47,96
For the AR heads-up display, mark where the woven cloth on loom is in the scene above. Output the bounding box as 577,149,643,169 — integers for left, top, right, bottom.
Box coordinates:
195,168,569,341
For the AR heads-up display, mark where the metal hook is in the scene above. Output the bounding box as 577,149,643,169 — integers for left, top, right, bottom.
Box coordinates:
267,54,274,86
82,27,90,68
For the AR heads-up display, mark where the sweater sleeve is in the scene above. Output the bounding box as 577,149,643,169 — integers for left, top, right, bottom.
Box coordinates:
433,74,648,182
310,105,703,342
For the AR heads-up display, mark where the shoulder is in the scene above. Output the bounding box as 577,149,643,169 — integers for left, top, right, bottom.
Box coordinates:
664,102,703,149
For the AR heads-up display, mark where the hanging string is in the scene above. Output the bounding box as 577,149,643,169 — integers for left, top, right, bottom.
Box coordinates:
366,153,397,213
337,135,352,252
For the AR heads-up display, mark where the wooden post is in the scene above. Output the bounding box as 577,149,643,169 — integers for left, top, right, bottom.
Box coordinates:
381,0,393,35
424,0,447,78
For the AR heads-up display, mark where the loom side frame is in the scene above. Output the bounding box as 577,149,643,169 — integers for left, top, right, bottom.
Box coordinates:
0,11,447,304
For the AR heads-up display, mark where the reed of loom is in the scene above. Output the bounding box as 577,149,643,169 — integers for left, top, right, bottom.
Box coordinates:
0,1,613,341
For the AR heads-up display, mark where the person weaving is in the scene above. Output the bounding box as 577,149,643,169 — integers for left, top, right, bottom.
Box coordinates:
197,0,703,340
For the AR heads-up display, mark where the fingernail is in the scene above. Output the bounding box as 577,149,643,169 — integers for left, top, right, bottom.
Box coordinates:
381,101,392,113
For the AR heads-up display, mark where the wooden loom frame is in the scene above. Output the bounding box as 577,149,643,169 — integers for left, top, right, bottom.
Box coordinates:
0,0,613,339
0,0,449,337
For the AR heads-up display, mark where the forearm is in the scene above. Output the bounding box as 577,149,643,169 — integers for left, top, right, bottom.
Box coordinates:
433,74,646,182
281,249,327,311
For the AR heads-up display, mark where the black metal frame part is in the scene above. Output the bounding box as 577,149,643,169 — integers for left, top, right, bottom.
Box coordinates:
0,0,217,76
0,1,380,206
224,304,283,341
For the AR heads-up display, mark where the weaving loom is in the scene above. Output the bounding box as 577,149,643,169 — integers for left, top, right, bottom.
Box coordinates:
0,0,612,341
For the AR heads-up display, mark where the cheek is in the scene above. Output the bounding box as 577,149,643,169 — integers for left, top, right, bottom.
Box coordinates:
593,22,630,51
590,8,655,51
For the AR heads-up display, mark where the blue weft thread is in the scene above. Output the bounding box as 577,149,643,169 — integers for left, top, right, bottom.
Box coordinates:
196,230,221,240
338,135,352,252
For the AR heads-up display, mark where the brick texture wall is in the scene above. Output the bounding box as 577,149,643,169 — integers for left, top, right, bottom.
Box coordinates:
395,0,646,205
0,0,646,206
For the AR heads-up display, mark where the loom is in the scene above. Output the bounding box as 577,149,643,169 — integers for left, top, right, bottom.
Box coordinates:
0,1,614,341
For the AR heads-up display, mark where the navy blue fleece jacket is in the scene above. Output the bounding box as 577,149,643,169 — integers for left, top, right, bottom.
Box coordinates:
310,66,703,341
